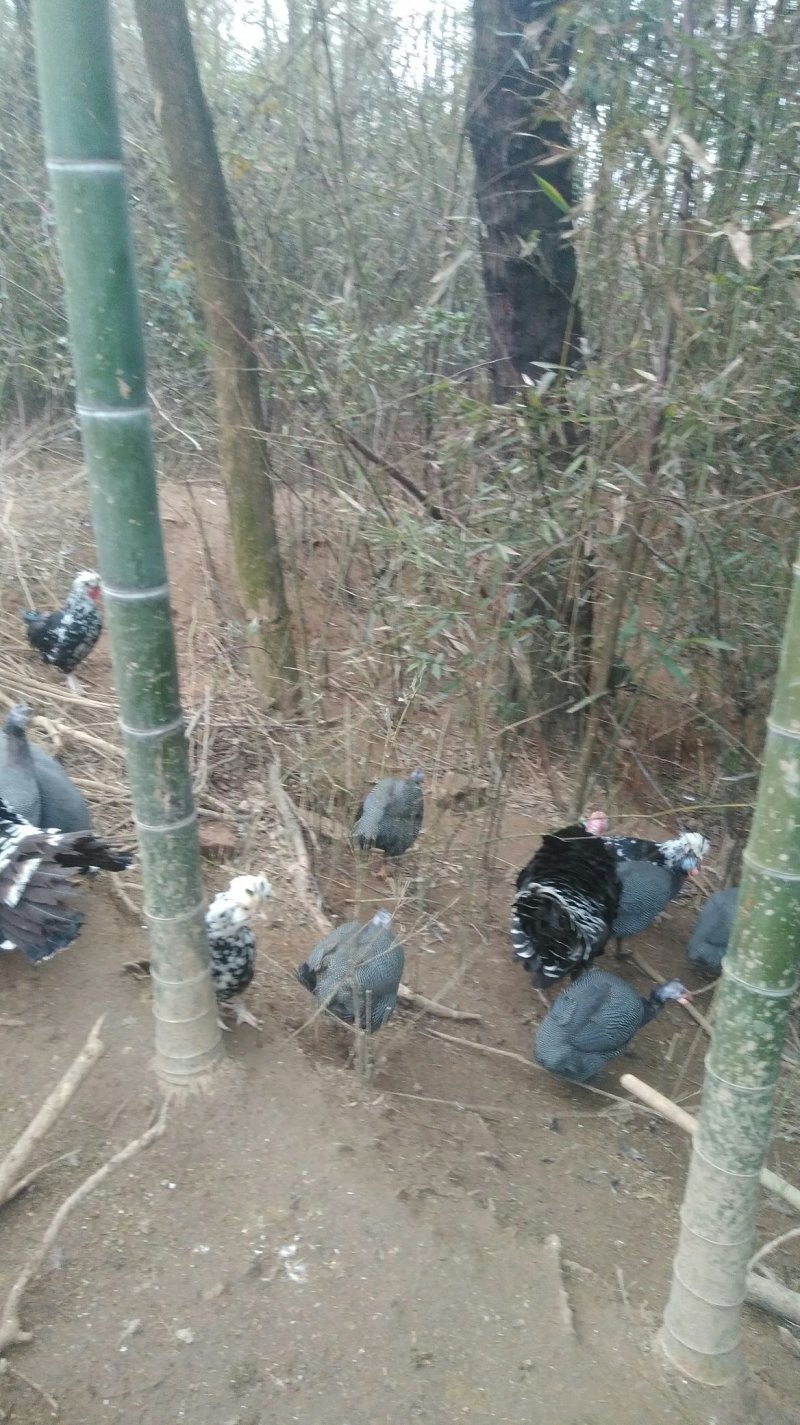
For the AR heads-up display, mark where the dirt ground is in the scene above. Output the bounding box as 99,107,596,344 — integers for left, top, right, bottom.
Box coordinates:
0,448,798,1424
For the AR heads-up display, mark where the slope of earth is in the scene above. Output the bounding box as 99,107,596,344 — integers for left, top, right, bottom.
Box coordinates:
0,446,798,1423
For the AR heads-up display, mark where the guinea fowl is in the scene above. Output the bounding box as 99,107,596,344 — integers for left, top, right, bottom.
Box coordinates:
611,834,707,955
687,887,739,974
206,874,272,1028
352,769,424,864
295,910,404,1031
512,820,620,990
534,968,691,1083
0,793,132,962
0,705,92,833
0,705,42,824
22,570,103,692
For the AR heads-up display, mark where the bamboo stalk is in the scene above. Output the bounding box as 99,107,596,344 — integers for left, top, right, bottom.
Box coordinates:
30,0,222,1082
659,540,800,1384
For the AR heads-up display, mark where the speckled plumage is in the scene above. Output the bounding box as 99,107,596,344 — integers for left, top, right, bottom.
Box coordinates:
687,887,738,973
0,705,92,833
513,824,620,988
295,910,404,1031
612,859,687,939
22,570,103,676
352,769,424,858
0,793,131,962
205,875,271,1021
534,969,689,1082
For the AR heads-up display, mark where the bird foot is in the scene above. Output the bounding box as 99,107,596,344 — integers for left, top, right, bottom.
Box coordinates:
219,997,262,1030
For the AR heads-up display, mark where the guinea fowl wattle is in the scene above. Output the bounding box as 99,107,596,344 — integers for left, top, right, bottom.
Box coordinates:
353,769,424,861
22,570,103,691
534,968,691,1082
295,910,405,1031
687,887,738,974
0,794,132,962
512,818,620,989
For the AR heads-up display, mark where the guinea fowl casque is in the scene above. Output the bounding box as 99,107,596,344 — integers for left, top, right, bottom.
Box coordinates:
534,968,691,1083
0,793,132,962
512,815,620,990
0,705,92,834
21,570,103,692
295,909,405,1031
352,769,424,867
687,887,739,974
206,874,272,1028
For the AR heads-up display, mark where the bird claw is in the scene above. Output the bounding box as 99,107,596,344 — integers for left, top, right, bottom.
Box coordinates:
219,997,262,1030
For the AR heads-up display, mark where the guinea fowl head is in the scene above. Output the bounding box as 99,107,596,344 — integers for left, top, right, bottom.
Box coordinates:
73,570,102,601
371,909,393,930
409,768,425,785
583,809,608,837
652,979,691,1008
4,704,31,735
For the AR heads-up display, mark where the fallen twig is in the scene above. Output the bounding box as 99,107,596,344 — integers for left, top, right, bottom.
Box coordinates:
749,1226,800,1271
0,1100,168,1356
620,1073,800,1214
629,951,714,1035
106,876,142,921
0,1017,105,1209
398,987,480,1021
543,1234,576,1340
1,1150,82,1207
745,1272,800,1328
0,1358,59,1416
425,1028,642,1106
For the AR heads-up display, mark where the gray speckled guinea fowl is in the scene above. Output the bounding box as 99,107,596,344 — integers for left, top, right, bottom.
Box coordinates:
295,910,405,1031
534,968,690,1082
7,705,93,832
687,887,738,973
612,835,706,953
352,769,424,859
0,706,42,824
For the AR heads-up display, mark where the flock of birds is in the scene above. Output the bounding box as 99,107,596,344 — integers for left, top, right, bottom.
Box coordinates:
1,571,739,1080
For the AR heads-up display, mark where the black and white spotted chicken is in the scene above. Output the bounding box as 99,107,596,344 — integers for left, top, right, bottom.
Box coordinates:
22,570,103,690
0,793,132,963
206,874,272,1028
534,968,691,1083
512,813,621,990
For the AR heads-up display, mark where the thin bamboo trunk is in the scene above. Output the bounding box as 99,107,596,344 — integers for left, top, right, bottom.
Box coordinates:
134,0,301,713
31,0,223,1083
660,540,800,1382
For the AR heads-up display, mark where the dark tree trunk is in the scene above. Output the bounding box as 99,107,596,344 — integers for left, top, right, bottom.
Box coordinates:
134,0,300,712
466,0,582,403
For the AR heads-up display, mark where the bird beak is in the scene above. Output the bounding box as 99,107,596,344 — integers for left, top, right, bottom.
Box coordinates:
678,992,693,1005
688,866,700,877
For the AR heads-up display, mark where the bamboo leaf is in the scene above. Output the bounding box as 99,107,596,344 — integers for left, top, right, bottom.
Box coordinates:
675,128,716,174
533,174,571,214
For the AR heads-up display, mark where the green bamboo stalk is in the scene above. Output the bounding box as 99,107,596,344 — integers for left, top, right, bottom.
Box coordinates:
659,539,800,1383
31,0,222,1083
